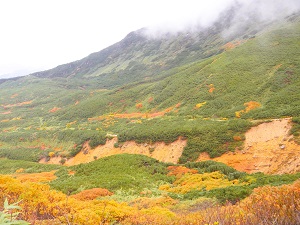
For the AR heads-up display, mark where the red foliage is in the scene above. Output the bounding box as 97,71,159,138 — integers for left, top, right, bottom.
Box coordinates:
49,107,61,113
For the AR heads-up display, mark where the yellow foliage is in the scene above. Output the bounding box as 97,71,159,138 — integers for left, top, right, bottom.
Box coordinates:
0,175,300,224
16,168,25,173
195,102,207,109
130,196,178,210
159,184,171,191
0,175,134,224
48,152,55,158
235,101,261,118
162,171,238,194
12,117,22,121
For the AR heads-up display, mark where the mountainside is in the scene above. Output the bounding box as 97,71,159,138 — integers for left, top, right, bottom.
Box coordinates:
27,7,267,89
1,7,300,225
29,15,230,82
0,11,299,165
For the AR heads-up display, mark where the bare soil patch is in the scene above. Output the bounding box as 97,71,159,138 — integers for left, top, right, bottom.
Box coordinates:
198,118,300,174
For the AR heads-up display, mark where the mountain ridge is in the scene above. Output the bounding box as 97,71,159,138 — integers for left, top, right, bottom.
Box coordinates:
2,6,268,88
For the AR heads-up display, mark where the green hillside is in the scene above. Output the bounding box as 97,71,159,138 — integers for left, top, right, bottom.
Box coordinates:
0,13,299,164
0,9,300,225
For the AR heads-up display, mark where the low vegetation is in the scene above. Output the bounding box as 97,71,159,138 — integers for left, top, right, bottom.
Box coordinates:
0,11,299,225
0,154,300,224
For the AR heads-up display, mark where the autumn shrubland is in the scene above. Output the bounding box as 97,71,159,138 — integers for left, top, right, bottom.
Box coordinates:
0,10,300,225
1,157,300,224
0,15,299,164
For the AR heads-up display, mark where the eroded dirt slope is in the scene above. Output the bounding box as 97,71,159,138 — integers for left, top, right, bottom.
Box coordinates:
198,118,300,174
42,137,187,166
41,118,300,174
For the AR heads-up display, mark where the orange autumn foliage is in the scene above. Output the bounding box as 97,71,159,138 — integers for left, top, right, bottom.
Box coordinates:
135,103,143,109
175,102,181,108
175,180,300,225
235,101,261,118
88,104,180,121
123,207,176,225
208,84,215,93
164,106,173,113
0,175,133,224
233,135,242,141
148,97,154,103
2,100,32,109
240,181,300,223
49,107,61,113
244,101,261,113
71,188,113,201
222,40,243,51
0,175,300,224
14,171,57,183
167,166,198,177
10,93,19,98
1,111,12,115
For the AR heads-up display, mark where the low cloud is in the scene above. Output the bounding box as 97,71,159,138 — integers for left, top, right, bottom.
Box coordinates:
143,0,300,38
222,0,300,38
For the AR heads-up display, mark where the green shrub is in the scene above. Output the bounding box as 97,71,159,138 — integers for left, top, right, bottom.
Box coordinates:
0,199,29,224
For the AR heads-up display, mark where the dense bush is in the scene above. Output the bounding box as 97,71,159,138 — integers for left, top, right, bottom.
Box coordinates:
0,148,41,162
51,154,174,194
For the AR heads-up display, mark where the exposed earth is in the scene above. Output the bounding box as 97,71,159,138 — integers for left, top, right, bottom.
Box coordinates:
198,118,300,174
41,118,300,174
40,137,187,165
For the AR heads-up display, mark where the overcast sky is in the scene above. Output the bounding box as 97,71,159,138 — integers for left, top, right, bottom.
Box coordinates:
0,0,299,78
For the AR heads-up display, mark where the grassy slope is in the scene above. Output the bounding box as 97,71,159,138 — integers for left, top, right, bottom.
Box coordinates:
0,158,61,174
58,18,300,120
0,17,299,163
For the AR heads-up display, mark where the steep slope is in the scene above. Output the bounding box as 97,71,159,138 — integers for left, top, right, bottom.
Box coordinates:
0,12,299,168
41,118,300,175
41,137,187,165
199,118,300,174
55,14,300,121
27,7,266,89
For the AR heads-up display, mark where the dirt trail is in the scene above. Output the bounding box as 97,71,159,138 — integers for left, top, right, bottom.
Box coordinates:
198,118,300,174
43,137,187,166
